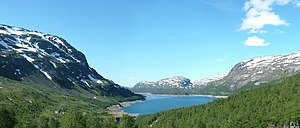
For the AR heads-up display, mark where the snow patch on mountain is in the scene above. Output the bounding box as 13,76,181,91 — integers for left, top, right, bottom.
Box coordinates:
88,74,103,84
134,76,193,89
157,76,192,88
39,69,52,80
81,79,90,87
0,24,80,63
241,51,300,70
37,54,43,58
21,54,35,63
0,24,143,99
49,61,57,68
193,73,227,87
14,69,21,75
226,51,300,89
0,40,10,49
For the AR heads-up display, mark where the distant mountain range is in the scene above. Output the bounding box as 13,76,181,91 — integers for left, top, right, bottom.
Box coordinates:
0,24,143,99
132,51,300,95
132,76,193,94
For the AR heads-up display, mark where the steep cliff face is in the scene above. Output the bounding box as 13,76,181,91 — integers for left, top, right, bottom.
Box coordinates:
0,24,143,99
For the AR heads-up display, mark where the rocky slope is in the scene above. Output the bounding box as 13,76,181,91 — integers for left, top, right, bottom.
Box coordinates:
133,51,300,95
0,24,143,99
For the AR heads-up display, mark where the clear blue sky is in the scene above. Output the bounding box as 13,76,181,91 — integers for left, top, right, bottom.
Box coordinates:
1,0,299,87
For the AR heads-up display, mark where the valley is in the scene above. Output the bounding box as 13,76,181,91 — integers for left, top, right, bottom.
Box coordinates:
1,24,300,127
1,0,300,127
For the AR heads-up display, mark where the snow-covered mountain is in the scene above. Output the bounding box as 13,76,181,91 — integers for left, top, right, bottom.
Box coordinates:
0,24,142,98
133,51,300,95
225,51,300,89
196,51,300,93
132,76,193,94
132,75,225,94
157,76,193,89
134,76,192,89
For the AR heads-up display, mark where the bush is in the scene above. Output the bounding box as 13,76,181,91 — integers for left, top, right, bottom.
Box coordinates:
60,109,86,128
0,107,16,128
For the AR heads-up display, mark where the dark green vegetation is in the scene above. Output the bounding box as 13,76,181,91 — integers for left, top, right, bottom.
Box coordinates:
118,115,137,128
135,73,300,128
0,77,141,128
0,106,16,128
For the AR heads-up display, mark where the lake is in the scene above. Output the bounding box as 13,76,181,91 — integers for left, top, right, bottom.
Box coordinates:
123,94,216,115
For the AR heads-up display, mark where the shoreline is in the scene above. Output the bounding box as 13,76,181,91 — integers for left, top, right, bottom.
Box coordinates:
138,92,229,98
107,100,142,117
107,93,228,117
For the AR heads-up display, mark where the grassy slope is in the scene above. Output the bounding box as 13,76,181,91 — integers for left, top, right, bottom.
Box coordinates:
0,76,139,126
136,73,300,128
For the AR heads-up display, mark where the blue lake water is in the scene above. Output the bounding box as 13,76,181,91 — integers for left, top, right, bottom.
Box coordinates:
123,94,216,115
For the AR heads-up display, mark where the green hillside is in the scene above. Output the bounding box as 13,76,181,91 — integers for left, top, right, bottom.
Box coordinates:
135,73,300,128
0,24,145,128
0,77,141,128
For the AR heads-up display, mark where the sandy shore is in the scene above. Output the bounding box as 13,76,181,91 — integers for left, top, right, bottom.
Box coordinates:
107,100,142,117
139,92,229,98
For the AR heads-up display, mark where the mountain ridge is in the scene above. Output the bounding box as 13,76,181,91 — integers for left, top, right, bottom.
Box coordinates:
132,76,193,94
0,24,143,99
132,50,300,95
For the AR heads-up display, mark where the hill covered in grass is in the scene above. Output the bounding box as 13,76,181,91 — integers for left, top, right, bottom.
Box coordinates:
0,76,142,127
